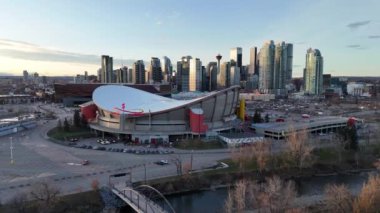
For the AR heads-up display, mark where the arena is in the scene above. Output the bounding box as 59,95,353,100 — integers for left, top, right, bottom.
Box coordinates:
81,85,240,143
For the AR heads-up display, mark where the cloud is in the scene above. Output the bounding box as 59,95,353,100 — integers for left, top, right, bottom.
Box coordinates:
167,11,180,19
368,35,380,39
346,44,366,50
156,21,163,25
0,72,15,76
347,20,371,30
294,41,306,45
0,39,136,66
347,44,361,48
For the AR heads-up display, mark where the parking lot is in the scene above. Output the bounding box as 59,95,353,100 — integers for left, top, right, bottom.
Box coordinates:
0,102,230,203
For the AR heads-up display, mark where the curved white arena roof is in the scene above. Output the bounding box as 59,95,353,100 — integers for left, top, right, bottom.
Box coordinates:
93,85,196,114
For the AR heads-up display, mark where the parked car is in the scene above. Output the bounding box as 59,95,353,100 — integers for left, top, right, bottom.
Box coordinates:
81,160,89,165
155,160,169,165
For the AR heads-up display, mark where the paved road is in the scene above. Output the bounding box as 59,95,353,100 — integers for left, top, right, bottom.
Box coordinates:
1,103,376,204
0,104,230,203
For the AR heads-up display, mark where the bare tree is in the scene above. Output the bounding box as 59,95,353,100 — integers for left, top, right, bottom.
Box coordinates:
252,140,272,173
286,128,314,169
7,192,29,213
373,159,380,170
224,176,296,213
230,146,254,173
353,175,380,213
224,190,234,213
170,154,182,176
91,179,99,191
29,182,60,211
261,176,297,212
324,184,353,213
234,180,247,212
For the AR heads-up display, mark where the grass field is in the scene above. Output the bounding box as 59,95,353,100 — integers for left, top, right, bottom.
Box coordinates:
47,126,93,141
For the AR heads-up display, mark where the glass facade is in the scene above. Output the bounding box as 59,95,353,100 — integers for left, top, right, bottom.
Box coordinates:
304,48,324,95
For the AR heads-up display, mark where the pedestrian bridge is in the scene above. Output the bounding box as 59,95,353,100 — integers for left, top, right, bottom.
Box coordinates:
111,183,175,213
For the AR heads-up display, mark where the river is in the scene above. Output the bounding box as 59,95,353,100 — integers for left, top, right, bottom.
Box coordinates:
163,172,375,213
120,172,376,213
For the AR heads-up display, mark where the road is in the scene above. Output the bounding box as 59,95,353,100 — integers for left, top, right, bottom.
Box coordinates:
0,103,230,203
1,103,376,204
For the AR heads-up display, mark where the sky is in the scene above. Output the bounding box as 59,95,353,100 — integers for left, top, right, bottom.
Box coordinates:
0,0,379,77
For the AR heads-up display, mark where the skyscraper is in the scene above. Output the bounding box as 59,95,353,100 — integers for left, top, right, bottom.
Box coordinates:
273,41,287,90
218,62,231,89
133,60,145,84
23,70,28,82
249,47,258,76
304,48,324,95
178,56,192,92
285,44,293,83
189,58,202,91
97,68,102,82
258,40,275,92
101,55,113,83
258,41,293,94
150,57,162,83
230,65,240,86
116,66,128,83
176,61,183,91
207,62,218,91
201,66,208,92
230,47,243,80
162,56,173,83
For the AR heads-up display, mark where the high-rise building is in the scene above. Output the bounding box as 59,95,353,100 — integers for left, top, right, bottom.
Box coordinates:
285,44,293,83
230,47,243,80
258,40,275,92
177,56,192,92
230,65,240,86
218,62,231,89
116,66,128,83
23,70,28,82
304,48,323,95
150,57,162,83
201,66,208,92
189,58,202,91
162,56,173,83
249,47,258,76
258,41,293,94
97,68,102,82
176,61,183,91
273,41,287,90
133,60,145,84
207,62,218,91
128,68,133,83
101,55,113,83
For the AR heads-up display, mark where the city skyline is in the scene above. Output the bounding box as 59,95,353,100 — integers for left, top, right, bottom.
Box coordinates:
0,0,379,77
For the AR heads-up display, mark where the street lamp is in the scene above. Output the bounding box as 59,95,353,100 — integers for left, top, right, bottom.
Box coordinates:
10,137,14,164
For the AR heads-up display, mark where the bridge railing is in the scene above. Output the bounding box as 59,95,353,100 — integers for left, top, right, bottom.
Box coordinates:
112,185,167,213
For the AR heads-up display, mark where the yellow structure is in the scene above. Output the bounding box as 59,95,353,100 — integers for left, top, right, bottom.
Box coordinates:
238,99,245,121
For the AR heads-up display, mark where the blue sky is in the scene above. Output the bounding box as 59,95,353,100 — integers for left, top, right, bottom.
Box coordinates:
0,0,379,76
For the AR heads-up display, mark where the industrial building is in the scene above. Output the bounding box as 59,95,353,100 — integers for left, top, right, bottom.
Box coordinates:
251,116,349,140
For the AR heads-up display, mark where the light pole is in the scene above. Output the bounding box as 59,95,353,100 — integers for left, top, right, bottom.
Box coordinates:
10,137,14,164
144,163,147,184
190,149,194,171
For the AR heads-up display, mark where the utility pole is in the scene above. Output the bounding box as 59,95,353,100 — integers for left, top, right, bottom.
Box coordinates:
144,163,147,184
10,137,14,164
190,150,194,171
